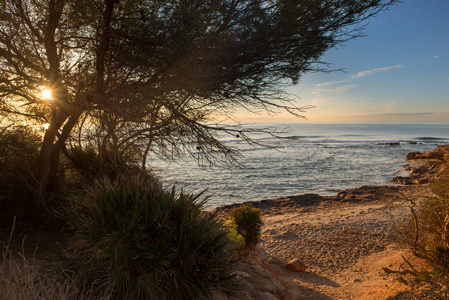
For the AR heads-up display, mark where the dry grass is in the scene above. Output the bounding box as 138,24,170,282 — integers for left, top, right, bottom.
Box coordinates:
1,250,72,300
0,220,107,300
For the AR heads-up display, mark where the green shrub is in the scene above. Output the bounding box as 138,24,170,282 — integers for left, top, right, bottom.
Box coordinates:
228,206,263,250
60,175,235,300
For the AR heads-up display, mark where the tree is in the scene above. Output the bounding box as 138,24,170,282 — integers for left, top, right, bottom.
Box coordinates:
0,0,397,195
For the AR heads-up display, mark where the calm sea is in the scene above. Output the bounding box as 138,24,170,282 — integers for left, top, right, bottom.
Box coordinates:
151,123,449,209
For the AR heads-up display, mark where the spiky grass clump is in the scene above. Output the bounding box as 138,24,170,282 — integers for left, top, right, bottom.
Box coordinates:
61,175,235,300
229,206,263,250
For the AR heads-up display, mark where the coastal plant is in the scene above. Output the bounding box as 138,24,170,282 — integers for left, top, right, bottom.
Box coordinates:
0,127,40,225
222,220,245,253
61,144,140,190
0,219,75,300
395,166,449,290
229,206,263,250
0,248,75,300
59,175,236,300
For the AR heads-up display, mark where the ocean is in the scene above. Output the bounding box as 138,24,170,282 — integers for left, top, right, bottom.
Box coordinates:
151,123,449,210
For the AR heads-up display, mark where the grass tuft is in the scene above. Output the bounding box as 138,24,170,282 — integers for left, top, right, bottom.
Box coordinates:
58,175,236,300
228,206,263,250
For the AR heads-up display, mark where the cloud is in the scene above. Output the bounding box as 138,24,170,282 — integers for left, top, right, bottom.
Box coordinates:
433,56,440,59
350,65,403,79
315,80,349,87
312,84,356,94
314,64,404,94
309,97,329,106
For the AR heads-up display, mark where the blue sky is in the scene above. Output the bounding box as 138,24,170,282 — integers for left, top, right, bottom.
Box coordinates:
237,0,449,123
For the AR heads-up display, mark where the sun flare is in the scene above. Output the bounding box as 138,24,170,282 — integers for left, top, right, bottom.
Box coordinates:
40,88,52,100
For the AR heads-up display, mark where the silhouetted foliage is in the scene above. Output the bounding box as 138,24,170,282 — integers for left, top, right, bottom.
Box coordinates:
0,0,397,194
0,127,40,225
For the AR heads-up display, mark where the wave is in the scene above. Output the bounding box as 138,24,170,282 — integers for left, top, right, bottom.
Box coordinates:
285,135,325,139
415,137,446,141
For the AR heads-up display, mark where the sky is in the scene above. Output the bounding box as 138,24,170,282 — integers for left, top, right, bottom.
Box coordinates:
235,0,449,123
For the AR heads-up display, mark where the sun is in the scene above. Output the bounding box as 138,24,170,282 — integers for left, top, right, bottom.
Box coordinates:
40,87,53,100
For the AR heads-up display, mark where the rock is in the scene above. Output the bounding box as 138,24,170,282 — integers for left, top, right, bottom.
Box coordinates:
432,144,449,157
406,148,447,160
388,142,400,146
391,176,414,185
233,271,251,279
239,248,263,265
211,262,286,300
409,166,429,175
286,257,307,272
209,291,230,300
258,292,279,300
267,256,286,265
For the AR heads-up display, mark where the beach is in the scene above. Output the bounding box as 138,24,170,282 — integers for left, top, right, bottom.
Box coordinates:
211,145,449,299
1,145,447,300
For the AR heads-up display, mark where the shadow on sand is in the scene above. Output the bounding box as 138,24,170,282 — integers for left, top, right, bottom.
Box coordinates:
293,271,340,287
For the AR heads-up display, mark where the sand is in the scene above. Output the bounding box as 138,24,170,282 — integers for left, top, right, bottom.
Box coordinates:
258,185,429,299
213,150,448,299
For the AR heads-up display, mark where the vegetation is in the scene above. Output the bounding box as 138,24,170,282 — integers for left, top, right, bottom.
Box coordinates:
229,206,263,250
0,1,399,297
396,166,449,293
59,175,236,300
1,249,74,300
0,127,40,225
0,0,397,197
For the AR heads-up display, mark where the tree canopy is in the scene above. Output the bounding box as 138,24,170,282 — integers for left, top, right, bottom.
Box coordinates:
0,0,396,193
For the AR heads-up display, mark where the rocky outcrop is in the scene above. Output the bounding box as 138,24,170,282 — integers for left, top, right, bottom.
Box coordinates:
392,145,449,186
210,260,287,300
406,144,449,161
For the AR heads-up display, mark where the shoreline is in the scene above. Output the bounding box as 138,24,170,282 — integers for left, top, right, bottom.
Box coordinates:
213,144,449,216
212,144,448,300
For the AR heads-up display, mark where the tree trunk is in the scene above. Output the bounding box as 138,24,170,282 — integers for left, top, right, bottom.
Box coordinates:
37,108,68,194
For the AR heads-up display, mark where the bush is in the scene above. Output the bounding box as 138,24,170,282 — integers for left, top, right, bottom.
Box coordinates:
61,145,139,190
59,175,236,300
228,206,263,250
0,127,40,225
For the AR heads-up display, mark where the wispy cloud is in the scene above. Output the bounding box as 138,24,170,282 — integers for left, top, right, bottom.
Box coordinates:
313,84,356,94
350,65,403,79
313,64,404,94
428,55,440,61
309,97,329,106
315,80,349,87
